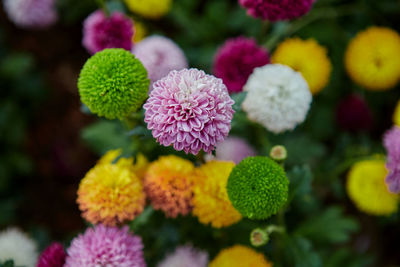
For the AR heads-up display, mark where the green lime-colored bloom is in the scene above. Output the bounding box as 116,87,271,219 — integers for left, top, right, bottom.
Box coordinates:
227,156,289,220
78,48,149,119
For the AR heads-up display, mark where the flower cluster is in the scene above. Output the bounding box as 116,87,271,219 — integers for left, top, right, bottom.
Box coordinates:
83,10,134,54
192,161,242,228
345,27,400,91
242,64,312,133
239,0,314,21
213,37,269,93
144,68,235,155
210,245,272,267
77,150,146,226
271,38,332,94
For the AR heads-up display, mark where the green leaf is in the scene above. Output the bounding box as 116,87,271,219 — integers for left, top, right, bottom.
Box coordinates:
283,236,322,267
323,248,375,267
295,207,359,244
0,260,15,267
287,165,313,201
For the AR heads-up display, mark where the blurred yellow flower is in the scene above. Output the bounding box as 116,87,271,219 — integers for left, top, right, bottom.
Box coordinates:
347,159,398,216
125,0,172,19
133,21,147,43
345,27,400,91
271,38,332,94
209,245,272,267
77,150,146,226
144,155,194,218
192,161,242,228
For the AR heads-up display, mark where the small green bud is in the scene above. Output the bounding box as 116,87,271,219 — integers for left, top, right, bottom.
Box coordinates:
269,145,287,161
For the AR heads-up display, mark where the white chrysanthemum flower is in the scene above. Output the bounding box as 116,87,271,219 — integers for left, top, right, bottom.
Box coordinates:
242,64,312,133
0,228,38,267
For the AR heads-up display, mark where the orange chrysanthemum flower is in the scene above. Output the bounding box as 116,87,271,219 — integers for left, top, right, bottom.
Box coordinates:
192,161,242,228
77,150,146,226
144,155,195,218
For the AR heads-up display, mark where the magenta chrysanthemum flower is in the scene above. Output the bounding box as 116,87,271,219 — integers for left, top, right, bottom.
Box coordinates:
133,35,188,87
213,37,269,93
144,68,235,155
383,126,400,193
157,245,208,267
3,0,58,29
83,10,134,54
239,0,314,21
335,94,373,132
37,242,67,267
215,136,256,164
64,225,146,267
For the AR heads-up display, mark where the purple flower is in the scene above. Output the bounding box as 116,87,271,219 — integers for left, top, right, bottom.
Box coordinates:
3,0,57,29
213,37,269,93
83,10,134,54
157,245,208,267
133,35,188,87
37,242,66,267
144,68,235,155
335,94,373,132
239,0,314,21
64,225,146,267
384,126,400,193
215,136,256,164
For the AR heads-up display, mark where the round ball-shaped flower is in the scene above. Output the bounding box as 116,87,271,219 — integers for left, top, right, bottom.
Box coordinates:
3,0,57,29
242,64,312,134
144,155,195,218
347,159,398,216
209,245,272,267
78,48,149,119
227,156,289,219
37,242,66,267
77,150,146,226
132,35,188,86
157,245,208,267
239,0,313,21
335,94,373,132
214,136,256,164
345,27,400,91
271,38,332,94
213,37,269,93
64,225,146,267
192,161,242,228
83,10,134,54
125,0,172,19
144,68,235,155
383,126,400,193
0,228,38,267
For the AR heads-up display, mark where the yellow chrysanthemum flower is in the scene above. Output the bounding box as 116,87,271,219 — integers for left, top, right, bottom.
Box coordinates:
347,159,399,216
393,100,400,127
210,245,272,267
271,38,332,94
192,161,242,228
125,0,172,19
144,155,195,218
77,150,146,226
133,21,147,43
345,27,400,91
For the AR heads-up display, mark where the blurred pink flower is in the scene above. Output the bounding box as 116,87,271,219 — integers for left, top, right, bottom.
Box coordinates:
384,126,400,193
157,245,208,267
37,242,66,267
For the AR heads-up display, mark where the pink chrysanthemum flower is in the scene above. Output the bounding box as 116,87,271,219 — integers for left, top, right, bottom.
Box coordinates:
214,136,256,164
144,68,235,155
157,245,209,267
383,126,400,193
83,10,134,54
37,242,67,267
213,37,269,93
133,35,188,87
239,0,314,21
3,0,57,29
64,225,146,267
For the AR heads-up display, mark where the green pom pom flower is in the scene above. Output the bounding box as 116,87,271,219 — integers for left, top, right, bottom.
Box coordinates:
227,156,289,219
78,48,149,119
